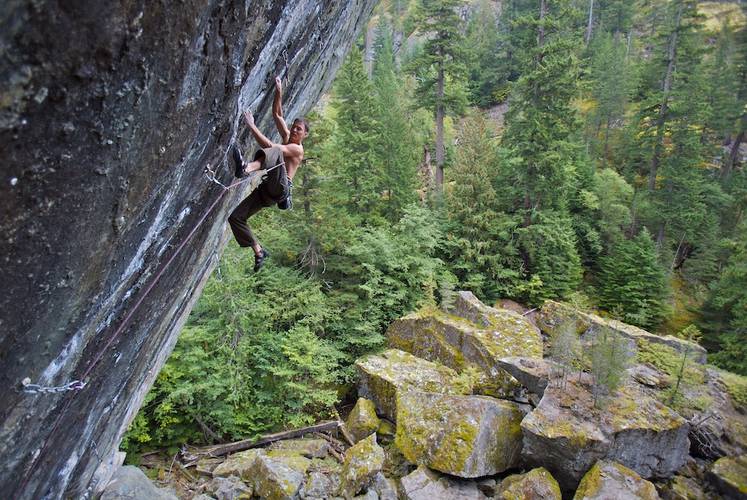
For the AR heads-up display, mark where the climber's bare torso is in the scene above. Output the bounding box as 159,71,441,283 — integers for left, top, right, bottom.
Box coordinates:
241,77,308,179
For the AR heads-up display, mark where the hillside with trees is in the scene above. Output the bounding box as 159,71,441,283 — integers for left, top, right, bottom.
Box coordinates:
124,0,747,460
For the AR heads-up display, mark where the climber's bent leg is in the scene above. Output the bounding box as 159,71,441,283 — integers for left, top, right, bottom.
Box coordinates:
228,189,268,252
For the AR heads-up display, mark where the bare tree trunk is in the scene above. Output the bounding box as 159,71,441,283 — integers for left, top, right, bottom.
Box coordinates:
649,2,683,192
435,58,445,191
585,0,595,45
538,0,547,48
723,124,745,179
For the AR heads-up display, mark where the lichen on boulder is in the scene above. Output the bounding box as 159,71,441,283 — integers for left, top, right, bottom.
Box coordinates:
249,451,311,500
708,455,747,499
399,466,487,500
395,390,523,478
268,438,330,459
211,449,265,480
536,300,706,364
339,434,385,498
521,378,689,490
346,398,381,443
355,349,466,421
573,461,660,500
498,467,562,500
387,291,542,397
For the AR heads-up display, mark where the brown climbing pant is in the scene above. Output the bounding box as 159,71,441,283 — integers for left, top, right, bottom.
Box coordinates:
228,146,289,248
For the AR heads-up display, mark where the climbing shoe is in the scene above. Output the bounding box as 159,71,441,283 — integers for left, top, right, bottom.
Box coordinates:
231,145,246,178
254,248,270,272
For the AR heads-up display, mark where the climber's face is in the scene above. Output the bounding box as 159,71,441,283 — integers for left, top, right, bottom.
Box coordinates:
288,119,308,144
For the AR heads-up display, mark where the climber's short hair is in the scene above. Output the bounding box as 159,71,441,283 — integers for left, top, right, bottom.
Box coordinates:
293,117,310,133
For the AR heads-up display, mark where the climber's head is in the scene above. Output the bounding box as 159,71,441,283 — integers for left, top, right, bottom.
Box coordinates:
288,118,309,145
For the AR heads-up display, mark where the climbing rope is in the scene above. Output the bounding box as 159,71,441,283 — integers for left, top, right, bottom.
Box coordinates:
16,156,285,493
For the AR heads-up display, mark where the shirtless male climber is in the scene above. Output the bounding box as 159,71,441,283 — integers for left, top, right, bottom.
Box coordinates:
228,76,309,272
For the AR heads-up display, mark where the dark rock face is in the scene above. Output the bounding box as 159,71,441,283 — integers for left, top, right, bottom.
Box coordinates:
0,1,375,498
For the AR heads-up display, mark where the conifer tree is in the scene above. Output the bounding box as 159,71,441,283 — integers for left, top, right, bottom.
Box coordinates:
444,113,523,300
372,20,419,222
597,228,668,328
408,0,469,191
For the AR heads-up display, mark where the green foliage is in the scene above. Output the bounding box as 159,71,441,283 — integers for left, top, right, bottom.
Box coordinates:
516,211,583,304
597,228,668,328
590,326,633,408
444,112,523,301
550,320,581,389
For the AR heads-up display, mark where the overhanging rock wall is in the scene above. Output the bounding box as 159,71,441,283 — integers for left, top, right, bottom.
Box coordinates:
0,1,375,498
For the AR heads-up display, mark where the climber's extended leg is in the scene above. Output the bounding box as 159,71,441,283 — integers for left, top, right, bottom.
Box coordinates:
228,190,272,271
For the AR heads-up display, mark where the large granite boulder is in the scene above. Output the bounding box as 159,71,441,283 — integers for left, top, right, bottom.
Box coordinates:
708,455,747,499
355,349,467,421
573,461,660,500
99,466,177,500
347,398,381,443
498,467,562,500
387,292,542,396
521,378,689,490
339,434,386,498
395,390,523,478
536,301,706,364
400,466,487,500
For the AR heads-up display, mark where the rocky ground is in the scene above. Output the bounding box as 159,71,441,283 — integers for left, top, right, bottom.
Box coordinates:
102,291,747,499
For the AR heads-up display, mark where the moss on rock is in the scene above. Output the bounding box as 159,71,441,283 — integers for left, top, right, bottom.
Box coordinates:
498,467,562,500
387,292,542,398
573,461,660,500
395,390,523,478
355,349,465,421
346,398,381,443
709,455,747,499
339,434,385,498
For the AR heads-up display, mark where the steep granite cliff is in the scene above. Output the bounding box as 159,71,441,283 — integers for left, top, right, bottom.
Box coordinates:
0,1,375,498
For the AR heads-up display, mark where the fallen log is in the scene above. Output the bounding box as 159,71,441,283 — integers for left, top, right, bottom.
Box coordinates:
183,420,341,460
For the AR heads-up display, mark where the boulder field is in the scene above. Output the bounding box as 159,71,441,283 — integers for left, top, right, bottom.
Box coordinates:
109,292,747,498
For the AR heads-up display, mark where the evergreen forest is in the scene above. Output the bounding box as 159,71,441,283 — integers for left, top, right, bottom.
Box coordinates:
123,0,747,454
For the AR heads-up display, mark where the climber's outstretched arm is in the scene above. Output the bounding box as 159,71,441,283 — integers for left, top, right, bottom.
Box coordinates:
272,76,290,144
243,111,274,148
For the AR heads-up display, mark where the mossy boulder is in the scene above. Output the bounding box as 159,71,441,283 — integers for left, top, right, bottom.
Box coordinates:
355,349,466,421
521,378,689,490
211,449,265,480
339,434,385,498
346,398,381,443
399,466,487,500
573,460,660,499
395,390,523,478
498,467,562,500
708,455,747,499
387,292,542,397
249,451,311,500
537,300,706,364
